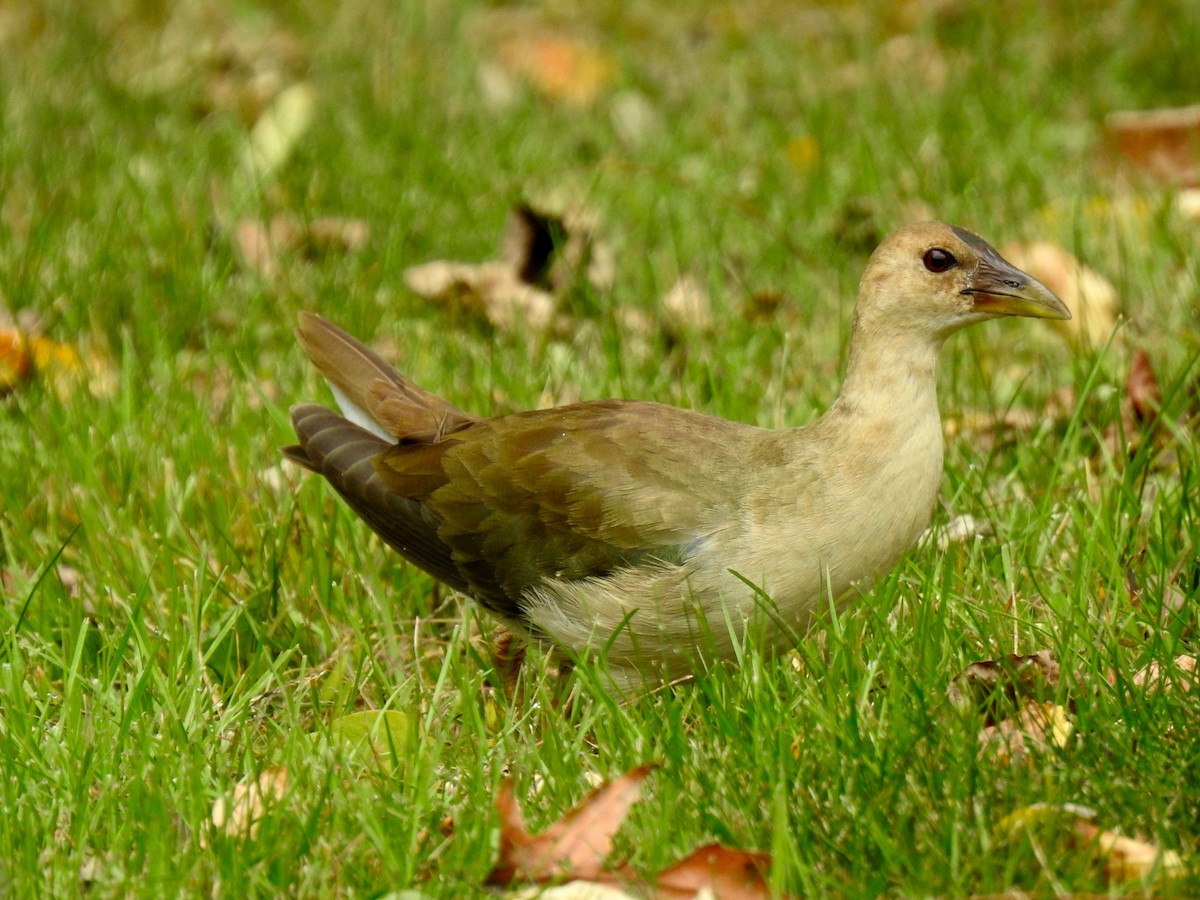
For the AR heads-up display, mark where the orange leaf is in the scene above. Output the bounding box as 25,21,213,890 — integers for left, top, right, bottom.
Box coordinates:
497,35,617,105
1107,104,1200,186
651,843,777,900
1125,349,1160,429
489,764,657,886
0,326,32,393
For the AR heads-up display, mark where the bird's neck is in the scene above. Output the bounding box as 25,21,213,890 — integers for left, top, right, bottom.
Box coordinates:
830,324,946,430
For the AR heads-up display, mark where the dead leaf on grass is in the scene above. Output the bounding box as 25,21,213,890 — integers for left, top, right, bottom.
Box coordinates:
0,318,116,399
1106,104,1200,186
1002,804,1184,885
1131,655,1198,692
488,765,789,898
948,650,1062,723
489,764,656,886
978,702,1073,762
404,202,610,334
652,843,776,900
234,215,370,278
1074,819,1186,884
210,766,289,841
1000,241,1119,350
236,81,318,186
496,34,617,106
662,275,713,334
1124,348,1160,431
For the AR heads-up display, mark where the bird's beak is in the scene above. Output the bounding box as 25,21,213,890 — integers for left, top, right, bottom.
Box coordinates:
961,250,1071,321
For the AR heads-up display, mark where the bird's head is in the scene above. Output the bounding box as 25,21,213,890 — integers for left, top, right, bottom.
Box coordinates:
855,222,1070,340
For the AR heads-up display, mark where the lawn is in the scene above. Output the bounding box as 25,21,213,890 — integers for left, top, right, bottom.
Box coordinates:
1,0,1198,896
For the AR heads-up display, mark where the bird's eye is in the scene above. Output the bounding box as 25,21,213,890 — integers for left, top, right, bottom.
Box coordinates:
923,248,957,273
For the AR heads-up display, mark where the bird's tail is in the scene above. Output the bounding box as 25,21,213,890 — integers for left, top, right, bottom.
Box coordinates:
284,403,471,594
295,312,476,445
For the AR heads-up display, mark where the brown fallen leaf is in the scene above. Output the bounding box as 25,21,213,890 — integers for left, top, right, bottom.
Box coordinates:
978,702,1073,762
511,883,638,900
489,766,789,898
404,201,609,334
1131,654,1198,692
104,5,307,123
662,275,713,334
1074,820,1186,884
404,260,558,333
652,843,776,900
209,766,289,841
0,324,32,392
0,321,116,399
234,215,370,278
948,650,1062,725
496,34,617,106
488,764,657,886
1001,804,1185,887
1000,241,1118,349
1107,104,1200,186
1124,348,1160,431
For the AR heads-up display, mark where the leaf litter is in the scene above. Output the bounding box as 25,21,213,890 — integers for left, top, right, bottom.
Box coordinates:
487,764,787,899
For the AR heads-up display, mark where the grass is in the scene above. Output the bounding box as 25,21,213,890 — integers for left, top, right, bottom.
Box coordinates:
1,0,1199,895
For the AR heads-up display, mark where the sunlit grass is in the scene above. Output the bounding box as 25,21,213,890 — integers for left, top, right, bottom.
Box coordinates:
1,0,1198,895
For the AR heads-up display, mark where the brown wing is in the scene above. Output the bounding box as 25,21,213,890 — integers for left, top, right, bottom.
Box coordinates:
289,313,761,626
375,400,757,613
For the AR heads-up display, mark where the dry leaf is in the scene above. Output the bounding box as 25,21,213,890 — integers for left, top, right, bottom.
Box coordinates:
210,766,289,840
662,275,713,333
1177,187,1200,221
496,34,617,106
1124,349,1160,430
404,260,558,332
652,844,776,900
403,201,609,334
0,325,32,392
1132,655,1198,692
610,90,659,148
1107,104,1200,186
237,81,317,186
0,322,115,399
1001,804,1185,886
920,514,994,551
1074,820,1186,883
1000,241,1118,349
104,6,306,122
948,650,1061,724
978,702,1073,762
488,764,656,886
511,883,638,900
488,765,788,898
234,215,370,277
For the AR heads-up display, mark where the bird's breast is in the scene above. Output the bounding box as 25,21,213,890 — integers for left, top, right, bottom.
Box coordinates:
719,406,945,626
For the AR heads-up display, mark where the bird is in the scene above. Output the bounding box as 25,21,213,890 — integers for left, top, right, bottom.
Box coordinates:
284,222,1070,689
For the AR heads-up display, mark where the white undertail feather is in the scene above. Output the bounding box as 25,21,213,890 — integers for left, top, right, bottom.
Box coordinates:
329,382,397,443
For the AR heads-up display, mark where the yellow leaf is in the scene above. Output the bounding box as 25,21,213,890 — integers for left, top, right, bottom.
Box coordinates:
785,135,820,173
329,710,409,772
238,81,317,185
